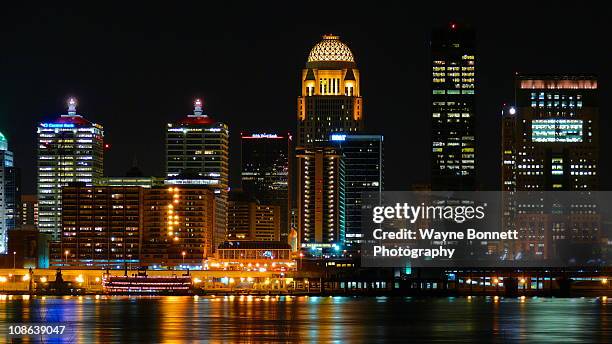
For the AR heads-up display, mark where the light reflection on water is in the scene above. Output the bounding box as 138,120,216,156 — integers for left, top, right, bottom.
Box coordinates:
0,295,611,343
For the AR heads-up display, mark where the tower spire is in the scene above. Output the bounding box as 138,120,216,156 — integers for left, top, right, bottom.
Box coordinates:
193,98,204,116
67,97,77,116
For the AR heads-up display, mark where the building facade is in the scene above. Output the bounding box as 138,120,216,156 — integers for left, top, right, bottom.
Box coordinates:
141,186,216,268
165,99,229,250
330,133,383,244
50,184,142,268
296,146,345,250
297,34,363,147
430,23,476,190
37,98,104,239
227,190,280,241
241,132,290,237
20,194,38,228
501,74,599,260
0,131,19,253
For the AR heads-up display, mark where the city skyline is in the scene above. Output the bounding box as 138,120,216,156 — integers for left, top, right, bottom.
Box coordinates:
2,4,610,195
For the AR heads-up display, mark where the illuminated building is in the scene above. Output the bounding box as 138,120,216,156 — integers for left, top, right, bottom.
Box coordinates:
20,194,38,227
240,132,291,237
49,184,142,268
227,190,280,241
296,146,345,250
502,74,600,259
0,131,19,253
214,241,294,271
430,23,476,190
165,99,228,250
297,34,363,147
37,98,104,239
503,74,598,190
141,186,216,268
329,133,383,244
97,177,164,188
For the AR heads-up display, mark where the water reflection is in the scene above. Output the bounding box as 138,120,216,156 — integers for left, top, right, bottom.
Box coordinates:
0,295,610,343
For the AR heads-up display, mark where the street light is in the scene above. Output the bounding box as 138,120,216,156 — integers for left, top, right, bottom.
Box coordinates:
12,251,16,270
182,251,186,268
64,250,70,266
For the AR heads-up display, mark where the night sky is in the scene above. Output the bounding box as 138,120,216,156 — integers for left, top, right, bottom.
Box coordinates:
0,3,609,194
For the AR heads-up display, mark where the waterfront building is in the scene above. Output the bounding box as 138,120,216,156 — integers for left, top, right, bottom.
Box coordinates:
141,186,216,268
213,241,295,271
49,184,142,268
37,98,104,239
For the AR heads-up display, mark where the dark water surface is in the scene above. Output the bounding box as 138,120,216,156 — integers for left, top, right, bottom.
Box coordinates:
1,295,611,343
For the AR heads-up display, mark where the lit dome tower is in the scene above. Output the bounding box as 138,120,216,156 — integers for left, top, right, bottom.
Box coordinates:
297,34,363,146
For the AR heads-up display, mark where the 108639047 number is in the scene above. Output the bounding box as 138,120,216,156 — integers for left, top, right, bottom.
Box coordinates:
7,324,67,336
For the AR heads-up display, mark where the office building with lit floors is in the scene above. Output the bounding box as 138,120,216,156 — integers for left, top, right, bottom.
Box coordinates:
502,74,600,259
141,186,216,269
297,34,363,147
166,99,229,252
227,189,281,241
241,132,291,238
330,133,383,245
37,98,104,239
0,131,20,254
430,23,476,190
296,146,345,254
49,184,142,268
20,194,38,228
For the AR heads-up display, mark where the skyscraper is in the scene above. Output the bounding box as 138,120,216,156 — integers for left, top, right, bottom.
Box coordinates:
241,132,290,237
297,34,363,147
503,74,598,190
0,131,18,253
430,23,476,190
330,133,383,244
165,99,229,249
296,146,345,251
502,74,599,259
37,98,104,239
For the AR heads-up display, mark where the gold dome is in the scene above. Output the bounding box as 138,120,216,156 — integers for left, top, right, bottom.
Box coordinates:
307,34,354,63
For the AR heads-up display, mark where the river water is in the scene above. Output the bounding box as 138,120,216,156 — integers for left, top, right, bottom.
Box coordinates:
1,295,611,343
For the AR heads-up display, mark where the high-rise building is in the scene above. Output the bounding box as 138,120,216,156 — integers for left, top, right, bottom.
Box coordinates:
141,186,216,268
37,98,104,239
49,184,143,268
0,131,19,253
329,133,383,244
502,74,599,259
297,34,363,147
503,74,598,190
296,146,345,250
227,190,281,241
165,99,229,251
430,23,476,190
20,195,38,228
241,132,290,237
